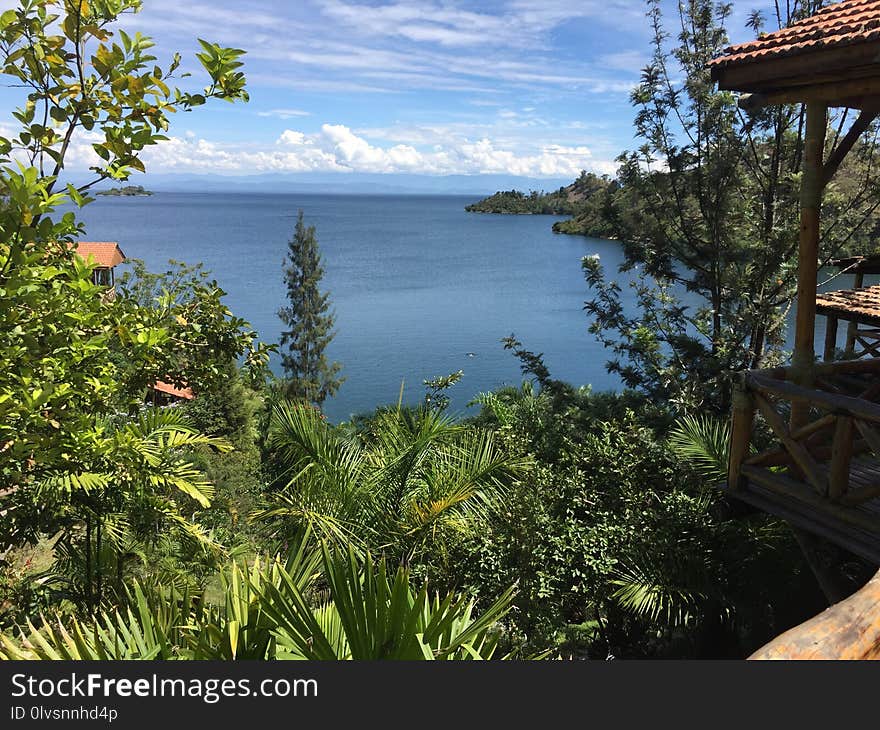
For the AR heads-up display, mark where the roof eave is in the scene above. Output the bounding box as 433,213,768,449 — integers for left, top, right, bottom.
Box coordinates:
711,42,880,112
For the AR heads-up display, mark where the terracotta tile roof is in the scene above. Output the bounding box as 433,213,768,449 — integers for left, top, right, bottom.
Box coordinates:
817,284,880,324
710,0,880,69
151,380,195,400
72,241,126,268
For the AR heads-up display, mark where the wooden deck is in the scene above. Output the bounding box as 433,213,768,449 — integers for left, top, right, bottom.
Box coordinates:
728,358,880,564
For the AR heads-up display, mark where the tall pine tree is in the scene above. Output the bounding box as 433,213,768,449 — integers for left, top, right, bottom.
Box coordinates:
278,211,343,405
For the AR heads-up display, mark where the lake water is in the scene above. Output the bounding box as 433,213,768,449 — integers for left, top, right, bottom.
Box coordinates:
69,192,858,422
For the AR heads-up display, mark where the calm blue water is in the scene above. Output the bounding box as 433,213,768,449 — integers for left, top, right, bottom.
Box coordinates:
68,192,859,422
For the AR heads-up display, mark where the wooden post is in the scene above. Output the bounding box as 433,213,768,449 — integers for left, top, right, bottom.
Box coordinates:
790,102,827,431
823,315,839,362
844,270,865,355
828,415,854,501
728,374,754,490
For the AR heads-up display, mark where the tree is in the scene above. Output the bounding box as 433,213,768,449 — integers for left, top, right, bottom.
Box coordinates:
0,0,254,585
0,0,253,483
277,211,343,405
115,259,273,400
583,0,880,412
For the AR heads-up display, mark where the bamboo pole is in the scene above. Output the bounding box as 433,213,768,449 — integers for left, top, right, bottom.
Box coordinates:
728,375,754,490
790,102,827,431
823,315,838,362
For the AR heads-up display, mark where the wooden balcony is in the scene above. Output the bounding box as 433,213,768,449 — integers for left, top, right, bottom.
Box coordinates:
727,358,880,564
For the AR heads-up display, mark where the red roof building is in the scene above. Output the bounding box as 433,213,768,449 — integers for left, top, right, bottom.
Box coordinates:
70,241,126,287
73,241,126,268
148,380,195,406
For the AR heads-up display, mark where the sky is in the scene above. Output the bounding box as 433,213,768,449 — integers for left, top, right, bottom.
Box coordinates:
0,0,776,183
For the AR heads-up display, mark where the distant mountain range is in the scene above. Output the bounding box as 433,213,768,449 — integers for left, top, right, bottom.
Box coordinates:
71,172,575,197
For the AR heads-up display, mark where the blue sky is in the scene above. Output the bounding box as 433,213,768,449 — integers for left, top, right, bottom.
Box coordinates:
1,0,775,180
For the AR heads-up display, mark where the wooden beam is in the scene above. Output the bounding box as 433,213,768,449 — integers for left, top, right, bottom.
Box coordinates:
750,373,880,425
753,392,826,494
813,358,880,376
839,483,880,506
791,414,837,442
740,81,880,111
790,102,826,432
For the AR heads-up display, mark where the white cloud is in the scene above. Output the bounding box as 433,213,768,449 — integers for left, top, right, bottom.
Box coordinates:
278,130,307,146
129,123,612,178
258,108,312,119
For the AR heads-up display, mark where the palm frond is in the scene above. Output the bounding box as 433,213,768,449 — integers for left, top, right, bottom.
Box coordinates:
667,414,731,483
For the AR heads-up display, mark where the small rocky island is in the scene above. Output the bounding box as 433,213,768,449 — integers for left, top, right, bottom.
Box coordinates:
97,185,153,197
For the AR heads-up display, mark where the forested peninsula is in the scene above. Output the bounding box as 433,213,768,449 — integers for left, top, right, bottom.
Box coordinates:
465,170,619,238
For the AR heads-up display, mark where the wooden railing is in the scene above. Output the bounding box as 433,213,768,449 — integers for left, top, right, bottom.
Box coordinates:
728,358,880,521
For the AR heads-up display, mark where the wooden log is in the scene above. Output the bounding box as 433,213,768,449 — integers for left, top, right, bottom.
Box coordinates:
728,378,754,490
814,358,880,376
823,316,839,362
815,376,844,394
750,373,880,425
791,414,837,442
737,77,880,109
828,416,854,501
855,330,880,340
826,374,872,394
744,448,791,468
747,366,789,380
750,569,880,659
748,359,880,383
746,437,866,468
753,392,827,495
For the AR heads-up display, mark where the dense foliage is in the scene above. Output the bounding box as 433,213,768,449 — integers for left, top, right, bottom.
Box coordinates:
0,0,259,621
466,189,578,215
465,171,612,216
3,0,874,662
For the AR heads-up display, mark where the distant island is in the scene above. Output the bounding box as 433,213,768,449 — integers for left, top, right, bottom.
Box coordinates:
465,171,618,238
97,185,153,197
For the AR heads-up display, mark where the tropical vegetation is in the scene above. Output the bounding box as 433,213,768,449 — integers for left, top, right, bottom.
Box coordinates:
2,0,879,663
